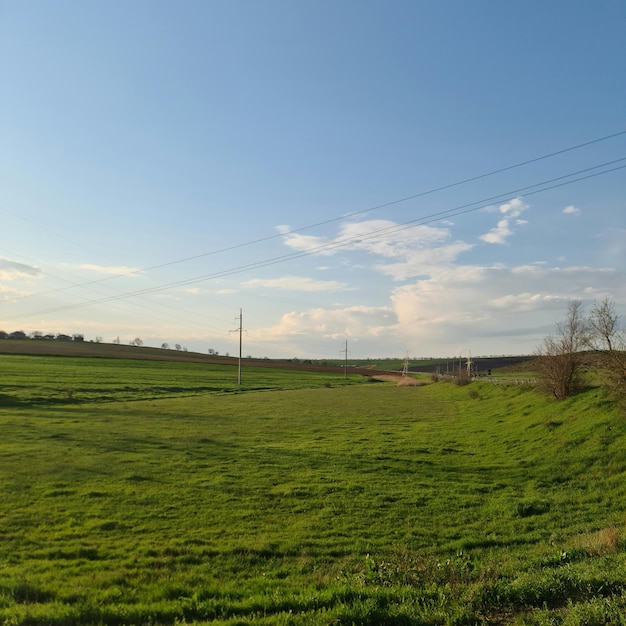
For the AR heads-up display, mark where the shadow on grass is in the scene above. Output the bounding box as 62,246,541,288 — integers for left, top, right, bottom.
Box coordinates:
0,393,82,407
0,393,23,407
0,390,197,407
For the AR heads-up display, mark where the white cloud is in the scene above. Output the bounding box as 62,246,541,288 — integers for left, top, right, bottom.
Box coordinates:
242,276,349,292
478,218,513,244
0,258,41,279
250,305,395,342
374,241,474,281
279,219,453,260
498,197,527,216
488,292,561,310
338,221,449,257
279,219,472,282
563,205,581,215
247,207,626,357
77,264,141,275
245,263,626,358
388,264,624,350
247,263,620,356
277,229,334,255
479,197,529,244
0,283,31,301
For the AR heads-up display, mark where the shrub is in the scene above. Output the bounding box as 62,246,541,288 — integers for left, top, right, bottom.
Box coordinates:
455,372,471,386
515,500,550,518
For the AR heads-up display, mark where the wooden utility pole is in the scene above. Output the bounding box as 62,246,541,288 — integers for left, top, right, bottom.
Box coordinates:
230,309,243,385
237,309,242,385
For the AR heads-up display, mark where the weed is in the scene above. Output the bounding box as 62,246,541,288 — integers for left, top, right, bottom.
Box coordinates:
515,501,551,518
456,374,471,386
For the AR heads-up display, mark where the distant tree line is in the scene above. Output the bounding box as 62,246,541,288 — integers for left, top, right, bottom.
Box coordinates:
0,332,199,352
0,330,86,342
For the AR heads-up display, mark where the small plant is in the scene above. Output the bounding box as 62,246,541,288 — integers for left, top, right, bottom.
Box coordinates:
65,389,74,400
515,500,550,517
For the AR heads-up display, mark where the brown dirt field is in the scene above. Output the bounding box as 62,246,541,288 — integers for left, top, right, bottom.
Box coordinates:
0,340,380,377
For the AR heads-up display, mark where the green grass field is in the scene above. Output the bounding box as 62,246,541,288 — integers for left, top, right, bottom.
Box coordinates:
1,354,626,625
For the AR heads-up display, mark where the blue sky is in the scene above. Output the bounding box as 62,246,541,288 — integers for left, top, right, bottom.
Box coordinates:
1,1,625,358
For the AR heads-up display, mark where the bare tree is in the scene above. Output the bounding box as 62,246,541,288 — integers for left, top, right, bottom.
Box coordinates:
131,337,143,347
586,298,626,404
161,342,169,349
535,300,588,400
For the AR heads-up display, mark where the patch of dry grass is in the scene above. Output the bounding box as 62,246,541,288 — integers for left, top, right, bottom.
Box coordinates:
572,527,621,555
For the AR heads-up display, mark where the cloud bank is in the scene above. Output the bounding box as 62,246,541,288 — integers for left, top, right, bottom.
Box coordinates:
255,197,625,356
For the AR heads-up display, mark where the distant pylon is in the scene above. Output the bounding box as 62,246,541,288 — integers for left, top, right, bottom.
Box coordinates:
402,352,409,377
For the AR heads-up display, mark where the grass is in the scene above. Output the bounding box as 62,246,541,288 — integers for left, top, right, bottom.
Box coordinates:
0,354,364,405
1,355,626,624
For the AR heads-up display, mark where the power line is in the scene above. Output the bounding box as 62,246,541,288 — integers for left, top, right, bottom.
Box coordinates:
9,129,625,302
0,245,226,333
6,159,624,322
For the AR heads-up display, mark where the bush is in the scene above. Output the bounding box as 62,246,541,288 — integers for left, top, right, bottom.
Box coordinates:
455,371,471,386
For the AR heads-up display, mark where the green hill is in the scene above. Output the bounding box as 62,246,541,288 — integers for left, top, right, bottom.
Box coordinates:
1,354,625,624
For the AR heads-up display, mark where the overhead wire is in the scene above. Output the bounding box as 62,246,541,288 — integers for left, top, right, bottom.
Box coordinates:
6,158,624,322
10,129,626,301
0,245,228,333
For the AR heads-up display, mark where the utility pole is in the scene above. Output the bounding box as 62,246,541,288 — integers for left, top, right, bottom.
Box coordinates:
230,309,243,385
237,309,243,385
237,309,242,385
